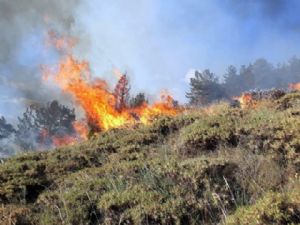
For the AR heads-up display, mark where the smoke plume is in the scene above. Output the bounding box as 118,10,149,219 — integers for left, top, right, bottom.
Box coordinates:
0,0,80,121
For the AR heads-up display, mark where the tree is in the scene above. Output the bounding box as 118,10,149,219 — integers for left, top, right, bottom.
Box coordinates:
287,56,300,84
223,65,240,96
0,116,17,157
114,73,130,112
15,107,39,150
186,70,227,106
0,116,15,139
129,92,147,108
252,58,275,89
239,64,255,91
15,100,76,150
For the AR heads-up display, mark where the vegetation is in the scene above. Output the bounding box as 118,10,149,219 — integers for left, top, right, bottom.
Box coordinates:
114,73,130,112
129,92,147,108
0,92,299,224
15,100,76,150
0,100,76,156
0,117,16,157
0,117,15,139
187,57,300,105
186,70,227,105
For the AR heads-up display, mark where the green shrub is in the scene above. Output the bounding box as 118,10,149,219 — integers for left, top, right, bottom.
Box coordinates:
178,114,237,156
0,92,299,224
226,184,300,225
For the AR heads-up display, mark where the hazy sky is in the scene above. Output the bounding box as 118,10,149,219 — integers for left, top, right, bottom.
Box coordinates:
1,0,300,119
73,0,300,101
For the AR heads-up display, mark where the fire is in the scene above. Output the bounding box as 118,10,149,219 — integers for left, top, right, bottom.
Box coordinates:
233,93,254,109
43,54,180,135
37,121,89,148
137,93,178,124
289,82,300,91
52,135,77,147
73,121,89,140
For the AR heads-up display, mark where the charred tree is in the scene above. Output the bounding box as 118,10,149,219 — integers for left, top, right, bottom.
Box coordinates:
129,92,147,108
114,73,130,112
87,116,102,137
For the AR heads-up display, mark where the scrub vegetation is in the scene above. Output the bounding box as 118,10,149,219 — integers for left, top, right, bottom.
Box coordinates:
0,92,299,225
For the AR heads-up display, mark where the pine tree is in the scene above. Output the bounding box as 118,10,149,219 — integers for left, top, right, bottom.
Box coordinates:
186,70,227,106
129,92,147,108
114,73,130,112
239,64,255,91
223,65,240,96
15,100,76,150
0,116,15,139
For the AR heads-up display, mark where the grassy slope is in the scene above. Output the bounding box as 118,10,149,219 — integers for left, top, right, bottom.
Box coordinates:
0,92,299,225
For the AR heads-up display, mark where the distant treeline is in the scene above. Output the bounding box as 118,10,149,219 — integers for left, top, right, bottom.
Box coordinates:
1,57,300,156
186,57,300,105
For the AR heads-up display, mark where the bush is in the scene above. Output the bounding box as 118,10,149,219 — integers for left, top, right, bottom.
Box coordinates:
178,114,237,156
0,92,299,224
226,185,300,225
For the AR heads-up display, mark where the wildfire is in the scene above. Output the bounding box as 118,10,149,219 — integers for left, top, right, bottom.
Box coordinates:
38,121,89,148
51,135,77,147
48,122,88,147
43,54,180,135
289,82,300,91
73,120,89,139
133,93,178,125
233,93,254,109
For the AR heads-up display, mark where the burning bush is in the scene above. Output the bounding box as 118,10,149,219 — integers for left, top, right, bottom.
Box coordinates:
232,89,287,109
114,73,130,112
43,54,181,134
129,92,148,108
0,92,299,224
15,100,77,150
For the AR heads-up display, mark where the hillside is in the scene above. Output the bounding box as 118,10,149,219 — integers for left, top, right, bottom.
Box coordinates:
0,92,299,225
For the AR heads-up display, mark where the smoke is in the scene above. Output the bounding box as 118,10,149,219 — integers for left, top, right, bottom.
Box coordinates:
2,0,300,115
69,0,300,103
0,0,78,62
1,0,300,157
0,0,80,121
223,0,295,21
0,134,21,158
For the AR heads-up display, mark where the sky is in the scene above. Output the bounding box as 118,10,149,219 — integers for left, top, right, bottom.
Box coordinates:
73,0,300,100
1,0,300,120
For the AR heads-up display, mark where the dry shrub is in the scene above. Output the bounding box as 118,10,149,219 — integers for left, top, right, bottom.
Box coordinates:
221,149,285,203
0,205,32,225
226,184,300,225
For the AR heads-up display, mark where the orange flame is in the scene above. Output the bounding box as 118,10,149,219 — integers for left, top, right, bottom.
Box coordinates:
233,93,254,109
51,135,77,147
43,54,180,134
38,121,89,148
73,120,89,140
289,82,300,91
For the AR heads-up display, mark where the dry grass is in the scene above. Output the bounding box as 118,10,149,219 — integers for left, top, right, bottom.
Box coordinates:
0,91,299,224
